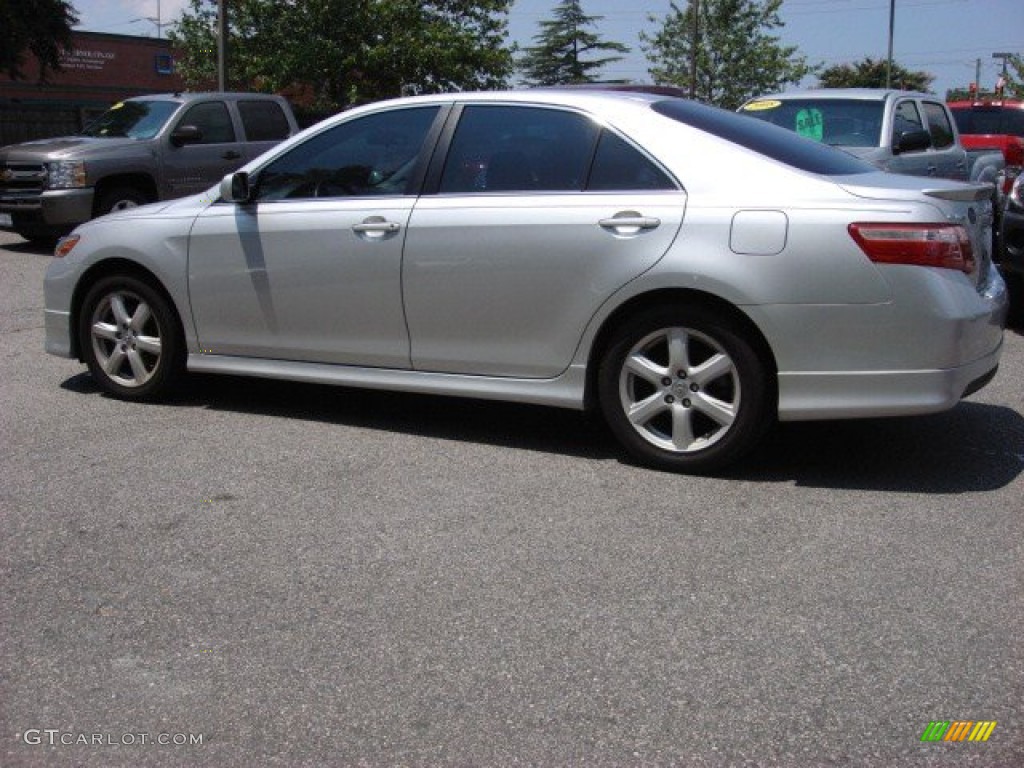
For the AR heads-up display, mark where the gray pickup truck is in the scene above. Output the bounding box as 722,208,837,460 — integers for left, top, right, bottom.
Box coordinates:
738,89,1005,188
0,92,299,244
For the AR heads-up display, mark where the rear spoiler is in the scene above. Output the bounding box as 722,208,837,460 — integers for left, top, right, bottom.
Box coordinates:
923,183,993,202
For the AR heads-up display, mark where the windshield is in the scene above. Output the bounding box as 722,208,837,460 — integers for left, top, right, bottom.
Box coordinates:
80,100,180,139
739,98,885,148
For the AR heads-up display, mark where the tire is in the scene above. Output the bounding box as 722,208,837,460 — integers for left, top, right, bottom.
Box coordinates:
78,275,185,400
598,306,773,473
94,185,150,217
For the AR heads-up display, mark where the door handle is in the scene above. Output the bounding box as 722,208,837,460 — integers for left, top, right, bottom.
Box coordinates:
599,212,661,234
352,217,401,236
221,150,241,160
926,165,938,176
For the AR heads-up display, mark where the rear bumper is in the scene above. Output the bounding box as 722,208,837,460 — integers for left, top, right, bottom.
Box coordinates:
777,343,1002,420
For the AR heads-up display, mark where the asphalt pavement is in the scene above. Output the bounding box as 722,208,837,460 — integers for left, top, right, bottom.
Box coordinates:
2,230,1022,767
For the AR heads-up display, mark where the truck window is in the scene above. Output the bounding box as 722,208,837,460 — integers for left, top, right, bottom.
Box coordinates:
239,101,291,142
892,100,924,144
176,101,235,144
922,102,954,149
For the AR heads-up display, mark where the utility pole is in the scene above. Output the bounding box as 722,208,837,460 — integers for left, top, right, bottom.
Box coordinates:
689,0,699,99
217,0,229,91
885,0,895,89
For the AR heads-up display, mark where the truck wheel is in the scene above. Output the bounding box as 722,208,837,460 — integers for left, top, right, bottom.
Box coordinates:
94,186,150,217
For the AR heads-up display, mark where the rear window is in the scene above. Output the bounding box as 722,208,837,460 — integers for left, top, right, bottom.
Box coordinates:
238,100,292,142
950,106,1024,137
655,99,874,176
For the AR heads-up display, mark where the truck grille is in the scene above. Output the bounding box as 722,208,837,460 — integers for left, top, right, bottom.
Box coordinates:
0,163,47,195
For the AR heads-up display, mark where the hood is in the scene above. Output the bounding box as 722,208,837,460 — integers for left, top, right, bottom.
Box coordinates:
0,136,145,162
86,189,218,228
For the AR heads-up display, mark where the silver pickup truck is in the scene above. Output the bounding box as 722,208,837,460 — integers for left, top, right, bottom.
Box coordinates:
0,92,299,244
738,89,1005,188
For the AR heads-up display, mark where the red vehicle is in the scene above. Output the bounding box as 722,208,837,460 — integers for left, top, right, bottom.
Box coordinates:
948,99,1024,195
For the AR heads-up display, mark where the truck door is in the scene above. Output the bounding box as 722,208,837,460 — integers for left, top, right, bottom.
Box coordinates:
161,100,245,198
888,98,932,177
922,101,967,180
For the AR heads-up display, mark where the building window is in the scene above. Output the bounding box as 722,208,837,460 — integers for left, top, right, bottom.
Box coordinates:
154,54,174,75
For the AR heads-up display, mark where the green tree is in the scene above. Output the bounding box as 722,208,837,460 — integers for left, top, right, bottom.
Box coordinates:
642,0,815,110
168,0,514,110
818,57,933,92
998,54,1023,99
518,0,629,86
0,0,78,80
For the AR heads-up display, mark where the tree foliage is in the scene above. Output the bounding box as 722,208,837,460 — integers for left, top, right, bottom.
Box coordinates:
818,57,934,92
642,0,815,110
0,0,78,80
518,0,629,86
168,0,515,110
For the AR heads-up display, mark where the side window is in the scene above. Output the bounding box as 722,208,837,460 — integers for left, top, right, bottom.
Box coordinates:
255,106,439,200
587,131,677,191
177,101,235,144
922,102,954,149
439,106,599,193
238,100,291,142
893,100,924,145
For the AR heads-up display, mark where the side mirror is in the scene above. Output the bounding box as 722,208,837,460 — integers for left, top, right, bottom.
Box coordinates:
220,171,252,203
170,125,203,147
893,129,931,155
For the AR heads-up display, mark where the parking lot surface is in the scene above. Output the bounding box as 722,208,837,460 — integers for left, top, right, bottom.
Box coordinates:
2,230,1022,766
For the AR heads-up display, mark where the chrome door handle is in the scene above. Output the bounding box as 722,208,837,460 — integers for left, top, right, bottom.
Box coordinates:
352,218,401,235
599,213,661,233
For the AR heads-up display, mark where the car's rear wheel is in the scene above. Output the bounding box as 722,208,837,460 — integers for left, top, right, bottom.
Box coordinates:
78,275,184,400
598,307,773,473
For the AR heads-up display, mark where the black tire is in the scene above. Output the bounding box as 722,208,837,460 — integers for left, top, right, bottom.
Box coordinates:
78,275,185,400
598,306,773,473
94,185,150,217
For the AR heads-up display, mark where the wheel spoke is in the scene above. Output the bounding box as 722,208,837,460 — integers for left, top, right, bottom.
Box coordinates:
92,321,119,342
690,353,733,387
109,294,131,327
625,353,667,386
103,347,126,375
670,404,697,450
126,349,151,383
666,328,691,373
135,334,162,356
627,392,667,427
129,302,152,332
692,392,737,427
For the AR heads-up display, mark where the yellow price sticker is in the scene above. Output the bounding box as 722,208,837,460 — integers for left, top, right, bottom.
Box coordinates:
742,100,782,112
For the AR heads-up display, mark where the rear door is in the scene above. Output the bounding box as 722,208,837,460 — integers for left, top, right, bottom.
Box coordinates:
236,99,295,161
402,103,686,378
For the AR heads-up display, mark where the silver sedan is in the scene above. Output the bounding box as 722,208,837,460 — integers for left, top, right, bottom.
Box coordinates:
43,90,1009,473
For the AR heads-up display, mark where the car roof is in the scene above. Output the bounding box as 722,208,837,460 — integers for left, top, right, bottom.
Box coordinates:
125,92,286,103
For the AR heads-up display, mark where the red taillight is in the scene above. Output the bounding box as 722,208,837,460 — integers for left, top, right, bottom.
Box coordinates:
848,223,975,274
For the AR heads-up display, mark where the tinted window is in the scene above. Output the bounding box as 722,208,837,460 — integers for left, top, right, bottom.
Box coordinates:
587,131,676,191
950,106,1024,137
177,101,235,144
440,106,600,193
255,106,439,200
657,99,874,175
893,100,924,143
739,98,884,147
239,100,291,141
923,102,954,148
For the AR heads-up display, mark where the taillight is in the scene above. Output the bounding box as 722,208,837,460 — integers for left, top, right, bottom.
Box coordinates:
848,223,975,274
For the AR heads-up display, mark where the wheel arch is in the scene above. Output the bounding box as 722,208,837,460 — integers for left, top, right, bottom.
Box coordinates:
583,288,779,412
69,259,183,361
92,174,158,216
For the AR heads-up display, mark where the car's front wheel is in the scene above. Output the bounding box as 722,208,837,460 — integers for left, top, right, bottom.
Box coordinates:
598,307,773,473
78,275,184,400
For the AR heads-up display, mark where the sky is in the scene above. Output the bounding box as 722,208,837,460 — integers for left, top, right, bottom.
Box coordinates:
72,0,1023,97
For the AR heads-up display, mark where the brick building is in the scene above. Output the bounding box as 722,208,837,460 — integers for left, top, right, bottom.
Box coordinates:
0,31,184,146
